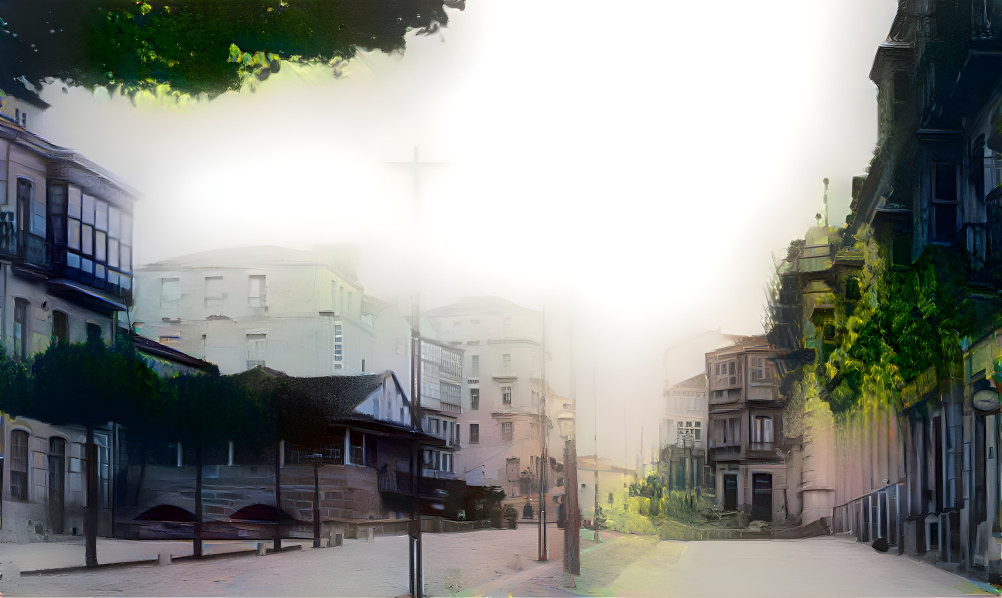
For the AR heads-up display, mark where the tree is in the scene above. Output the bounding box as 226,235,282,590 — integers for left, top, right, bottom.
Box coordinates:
0,347,31,417
27,328,163,567
0,0,458,99
166,372,265,557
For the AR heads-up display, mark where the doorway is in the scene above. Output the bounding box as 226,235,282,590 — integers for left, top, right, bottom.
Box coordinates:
48,437,66,534
723,473,738,510
751,472,773,522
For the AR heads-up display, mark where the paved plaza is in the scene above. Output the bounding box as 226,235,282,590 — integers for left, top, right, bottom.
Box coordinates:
0,525,996,597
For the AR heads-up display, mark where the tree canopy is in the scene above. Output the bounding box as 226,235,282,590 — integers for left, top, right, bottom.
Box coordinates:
1,0,459,99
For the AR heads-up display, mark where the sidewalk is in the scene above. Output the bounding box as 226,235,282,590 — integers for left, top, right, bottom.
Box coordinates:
0,535,311,576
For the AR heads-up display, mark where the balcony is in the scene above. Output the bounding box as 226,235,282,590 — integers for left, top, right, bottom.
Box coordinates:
747,442,776,459
0,228,50,270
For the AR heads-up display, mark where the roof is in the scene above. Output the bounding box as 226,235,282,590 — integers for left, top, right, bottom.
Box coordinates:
131,333,216,371
669,372,706,390
425,296,541,318
0,120,139,200
228,368,409,420
706,334,772,357
138,245,360,280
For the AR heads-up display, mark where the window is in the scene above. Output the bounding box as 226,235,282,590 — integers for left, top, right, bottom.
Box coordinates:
161,277,180,304
470,423,480,444
470,388,480,410
502,384,512,405
248,275,267,307
95,230,106,262
204,276,224,308
246,333,266,368
52,310,68,345
753,416,774,444
81,224,93,255
728,418,740,444
750,356,772,382
471,355,480,377
81,194,95,225
712,358,739,388
931,163,959,242
502,353,511,369
17,178,45,237
333,321,343,369
67,189,81,251
13,298,29,359
86,322,103,343
501,421,513,441
10,429,28,500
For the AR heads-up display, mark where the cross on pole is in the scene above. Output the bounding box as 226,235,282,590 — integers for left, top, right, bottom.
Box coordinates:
386,146,448,598
387,146,450,223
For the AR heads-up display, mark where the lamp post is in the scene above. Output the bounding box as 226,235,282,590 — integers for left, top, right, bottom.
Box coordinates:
306,452,324,548
557,407,580,577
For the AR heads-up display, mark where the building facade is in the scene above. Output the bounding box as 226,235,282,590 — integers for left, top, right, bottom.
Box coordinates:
659,373,709,490
424,297,562,502
418,337,462,480
706,336,793,522
130,246,411,379
0,116,138,542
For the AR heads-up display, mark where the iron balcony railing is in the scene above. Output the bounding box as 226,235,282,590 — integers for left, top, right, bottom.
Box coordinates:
0,228,50,269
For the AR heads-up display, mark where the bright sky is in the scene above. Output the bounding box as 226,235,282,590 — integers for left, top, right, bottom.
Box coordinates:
34,0,899,466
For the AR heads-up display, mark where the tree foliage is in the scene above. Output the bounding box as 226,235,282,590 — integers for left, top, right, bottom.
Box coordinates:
820,231,1000,415
1,0,458,99
27,329,166,430
0,347,31,417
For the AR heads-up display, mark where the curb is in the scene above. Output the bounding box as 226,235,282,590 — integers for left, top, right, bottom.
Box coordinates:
19,543,305,577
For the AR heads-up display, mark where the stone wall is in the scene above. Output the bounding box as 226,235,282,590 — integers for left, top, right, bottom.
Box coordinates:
122,462,381,524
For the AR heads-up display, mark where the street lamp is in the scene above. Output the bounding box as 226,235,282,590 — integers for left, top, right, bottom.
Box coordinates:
306,452,324,549
557,406,580,577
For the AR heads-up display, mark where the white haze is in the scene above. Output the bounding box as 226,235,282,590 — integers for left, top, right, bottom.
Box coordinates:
33,0,898,469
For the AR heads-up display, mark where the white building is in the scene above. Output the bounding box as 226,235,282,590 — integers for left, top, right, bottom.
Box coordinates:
418,337,462,480
130,246,411,379
0,116,138,541
659,373,708,490
425,297,563,501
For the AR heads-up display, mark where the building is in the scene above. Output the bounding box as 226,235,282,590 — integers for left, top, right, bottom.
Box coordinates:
120,368,456,537
0,85,47,133
418,337,462,480
424,297,563,505
659,373,708,490
130,246,411,379
762,0,1002,578
821,0,1002,575
706,336,792,522
0,114,138,542
576,454,637,522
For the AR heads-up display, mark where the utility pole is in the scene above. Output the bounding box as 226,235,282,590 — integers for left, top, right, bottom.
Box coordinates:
388,146,445,598
594,368,600,543
562,311,580,578
538,310,548,562
409,296,423,598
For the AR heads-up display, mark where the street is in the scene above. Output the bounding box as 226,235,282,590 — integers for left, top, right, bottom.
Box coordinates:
0,526,994,597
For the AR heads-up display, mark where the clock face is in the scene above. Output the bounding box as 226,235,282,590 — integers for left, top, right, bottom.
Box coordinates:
973,389,1000,413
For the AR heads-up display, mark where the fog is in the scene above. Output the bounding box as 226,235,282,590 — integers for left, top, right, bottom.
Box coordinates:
31,0,898,469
